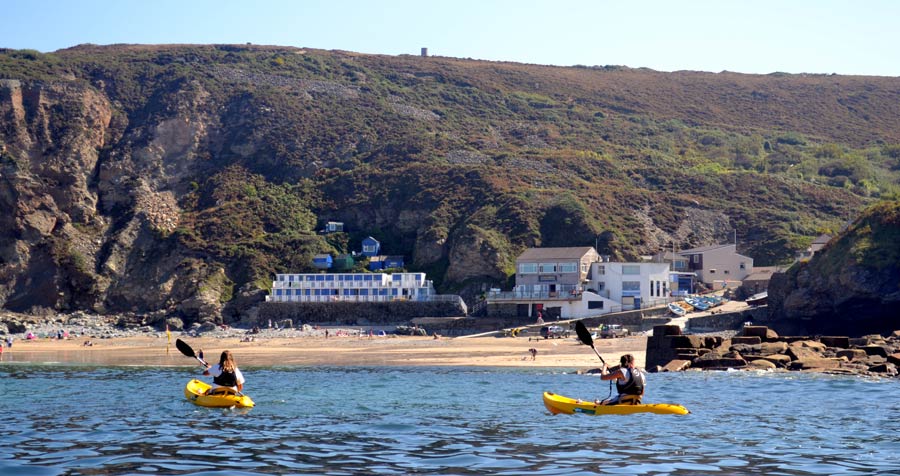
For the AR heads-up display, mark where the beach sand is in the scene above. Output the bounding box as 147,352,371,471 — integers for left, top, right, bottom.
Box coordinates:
0,333,647,369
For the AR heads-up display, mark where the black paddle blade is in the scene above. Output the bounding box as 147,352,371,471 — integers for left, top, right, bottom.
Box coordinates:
175,338,196,358
575,321,594,347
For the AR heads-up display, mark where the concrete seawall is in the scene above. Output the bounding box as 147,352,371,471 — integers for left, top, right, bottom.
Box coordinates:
687,306,768,332
257,300,466,327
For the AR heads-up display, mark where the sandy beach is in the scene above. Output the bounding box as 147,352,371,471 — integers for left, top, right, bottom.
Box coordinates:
0,332,647,369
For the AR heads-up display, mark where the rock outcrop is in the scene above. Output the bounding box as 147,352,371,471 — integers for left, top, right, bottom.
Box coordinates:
647,325,900,378
766,201,900,336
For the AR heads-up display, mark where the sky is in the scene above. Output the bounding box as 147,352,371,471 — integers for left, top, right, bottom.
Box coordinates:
3,0,899,76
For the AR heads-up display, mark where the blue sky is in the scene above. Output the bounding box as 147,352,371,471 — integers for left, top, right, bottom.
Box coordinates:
3,0,899,76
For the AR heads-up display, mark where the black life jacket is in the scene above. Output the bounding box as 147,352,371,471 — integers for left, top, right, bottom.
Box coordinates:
616,368,645,395
213,366,238,387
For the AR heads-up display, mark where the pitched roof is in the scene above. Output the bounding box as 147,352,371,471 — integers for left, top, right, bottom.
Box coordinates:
517,247,595,261
812,234,832,245
743,266,782,281
678,243,736,254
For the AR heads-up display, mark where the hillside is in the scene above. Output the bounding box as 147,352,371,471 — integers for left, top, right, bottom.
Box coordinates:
767,200,900,335
1,44,899,325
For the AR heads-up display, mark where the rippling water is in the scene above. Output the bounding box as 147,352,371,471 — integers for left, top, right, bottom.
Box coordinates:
1,364,898,475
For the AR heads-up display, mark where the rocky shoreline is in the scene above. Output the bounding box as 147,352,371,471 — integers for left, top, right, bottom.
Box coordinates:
0,310,374,342
4,310,900,378
647,324,900,378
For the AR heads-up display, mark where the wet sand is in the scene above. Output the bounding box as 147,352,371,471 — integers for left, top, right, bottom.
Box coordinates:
0,334,647,369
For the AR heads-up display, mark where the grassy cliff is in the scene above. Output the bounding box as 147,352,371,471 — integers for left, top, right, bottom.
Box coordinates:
1,44,898,318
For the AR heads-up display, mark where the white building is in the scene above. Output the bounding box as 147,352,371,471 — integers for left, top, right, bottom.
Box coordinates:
487,247,673,318
589,261,671,310
266,272,435,303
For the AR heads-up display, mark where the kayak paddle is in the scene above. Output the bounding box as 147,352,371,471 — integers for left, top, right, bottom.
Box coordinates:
575,321,606,365
176,338,247,397
176,338,208,367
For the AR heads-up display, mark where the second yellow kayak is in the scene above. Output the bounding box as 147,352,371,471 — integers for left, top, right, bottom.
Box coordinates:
543,391,688,415
184,379,255,408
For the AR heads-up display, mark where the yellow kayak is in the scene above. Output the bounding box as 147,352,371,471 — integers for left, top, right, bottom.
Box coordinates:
184,379,255,408
543,391,688,415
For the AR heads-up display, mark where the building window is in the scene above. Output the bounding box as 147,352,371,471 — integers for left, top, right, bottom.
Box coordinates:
539,262,557,273
597,282,606,291
622,281,640,291
363,244,377,253
709,269,716,274
622,265,640,275
581,263,588,273
559,263,577,273
518,263,538,274
740,262,746,270
692,255,700,263
598,265,605,275
588,301,604,309
724,270,730,274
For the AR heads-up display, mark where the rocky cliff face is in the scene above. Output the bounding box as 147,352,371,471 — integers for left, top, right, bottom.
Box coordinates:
0,45,896,326
0,78,229,325
767,201,900,335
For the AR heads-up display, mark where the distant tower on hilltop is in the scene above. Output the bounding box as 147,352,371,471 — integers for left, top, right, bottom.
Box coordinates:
421,47,428,57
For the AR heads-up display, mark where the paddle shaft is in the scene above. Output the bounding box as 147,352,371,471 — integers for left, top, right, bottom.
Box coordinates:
589,345,606,365
176,338,209,367
574,321,606,365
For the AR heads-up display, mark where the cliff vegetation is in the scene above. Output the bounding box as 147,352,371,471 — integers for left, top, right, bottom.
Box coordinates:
1,44,899,325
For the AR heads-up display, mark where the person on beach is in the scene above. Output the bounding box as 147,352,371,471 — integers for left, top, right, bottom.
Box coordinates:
202,350,246,392
197,348,204,362
597,354,646,405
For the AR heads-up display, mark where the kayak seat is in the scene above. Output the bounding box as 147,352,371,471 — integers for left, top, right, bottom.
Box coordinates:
207,387,237,396
619,395,642,405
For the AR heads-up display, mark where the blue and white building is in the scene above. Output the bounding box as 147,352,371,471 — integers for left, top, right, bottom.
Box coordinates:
312,254,333,270
267,272,437,303
361,237,380,257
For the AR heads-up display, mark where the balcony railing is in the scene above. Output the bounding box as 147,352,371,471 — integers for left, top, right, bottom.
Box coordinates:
487,290,585,301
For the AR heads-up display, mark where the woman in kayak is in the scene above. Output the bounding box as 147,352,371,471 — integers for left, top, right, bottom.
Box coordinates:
598,353,645,405
203,350,246,392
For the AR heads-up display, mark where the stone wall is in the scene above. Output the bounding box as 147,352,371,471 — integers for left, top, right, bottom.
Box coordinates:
687,306,768,332
577,307,670,333
257,300,466,327
486,304,669,333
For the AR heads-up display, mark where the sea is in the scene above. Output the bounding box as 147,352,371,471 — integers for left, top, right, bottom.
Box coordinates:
0,364,898,475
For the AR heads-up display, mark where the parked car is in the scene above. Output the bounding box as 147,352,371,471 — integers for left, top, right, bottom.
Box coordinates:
599,324,629,338
540,325,569,339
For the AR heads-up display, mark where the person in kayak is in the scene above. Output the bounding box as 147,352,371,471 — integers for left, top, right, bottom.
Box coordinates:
597,353,645,405
203,350,246,393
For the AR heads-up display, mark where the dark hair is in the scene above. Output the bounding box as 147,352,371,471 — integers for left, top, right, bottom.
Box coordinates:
620,354,634,366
